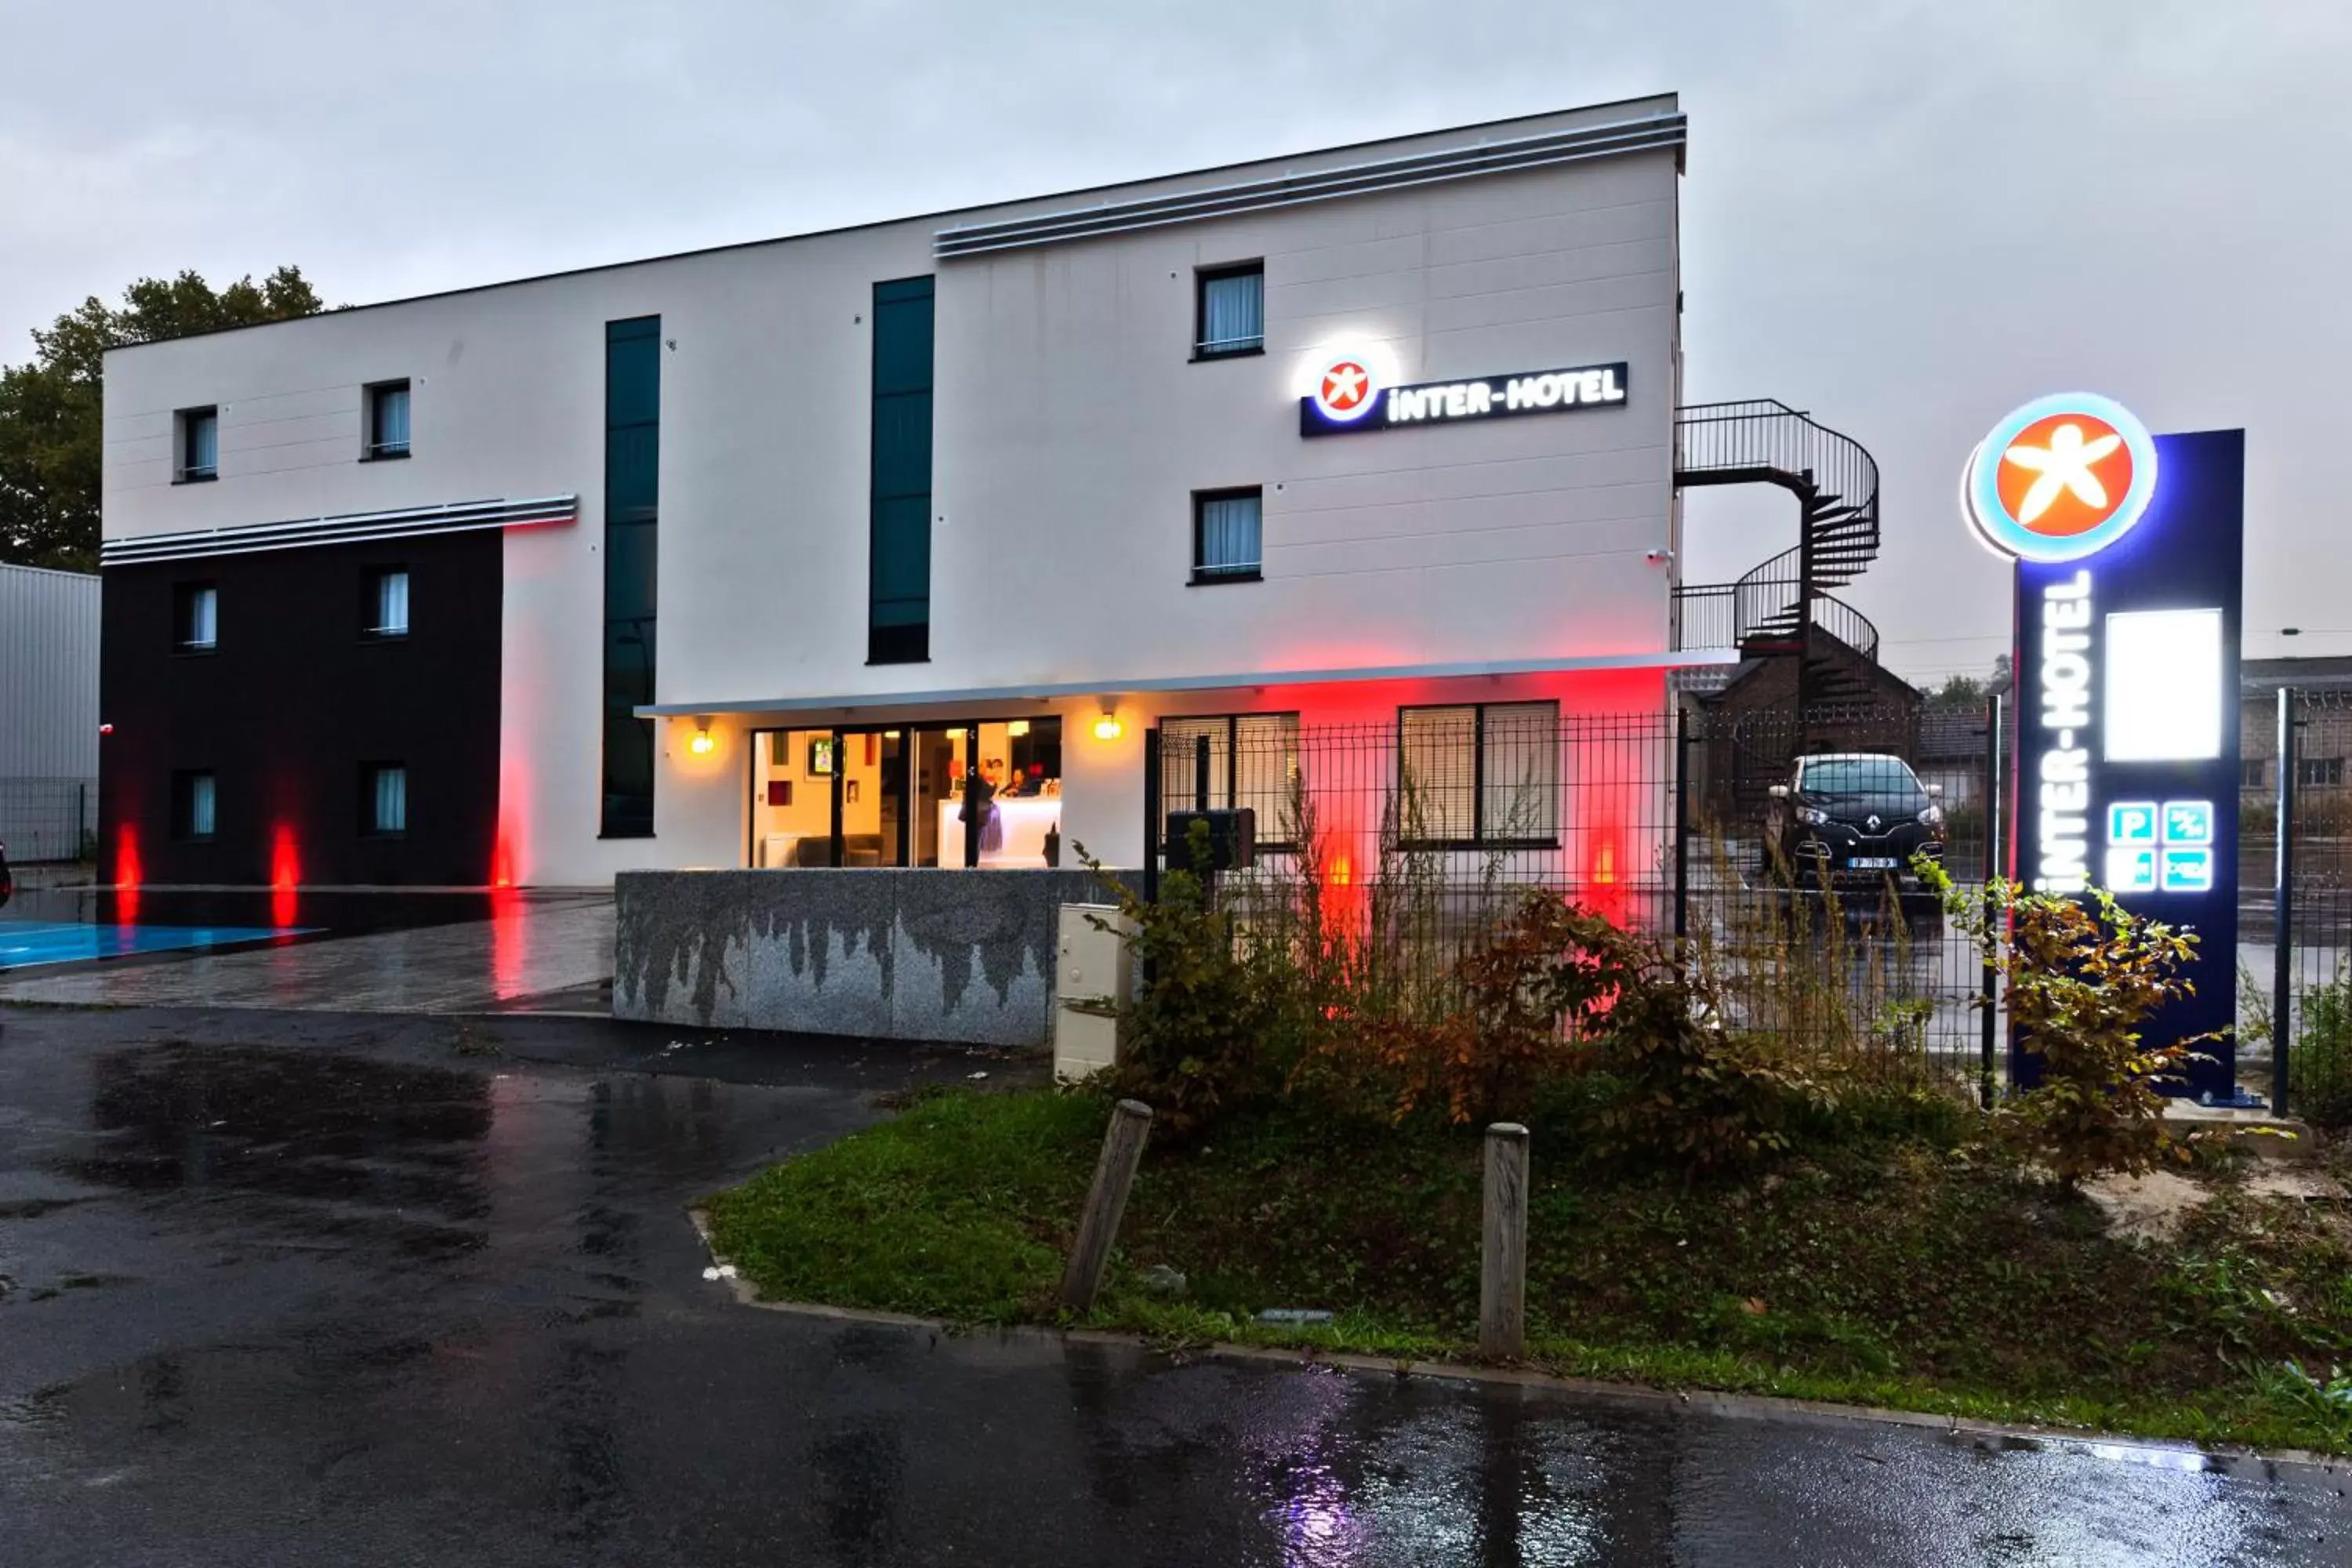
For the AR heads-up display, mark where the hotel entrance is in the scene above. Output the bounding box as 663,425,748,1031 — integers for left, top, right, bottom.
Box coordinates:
749,717,1064,868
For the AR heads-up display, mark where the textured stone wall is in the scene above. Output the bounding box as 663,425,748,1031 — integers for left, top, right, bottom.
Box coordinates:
612,869,1123,1045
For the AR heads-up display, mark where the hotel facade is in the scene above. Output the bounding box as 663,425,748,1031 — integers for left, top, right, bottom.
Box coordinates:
97,96,1721,892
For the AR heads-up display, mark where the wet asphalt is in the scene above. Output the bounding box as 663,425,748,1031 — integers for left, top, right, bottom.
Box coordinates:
4,1004,2351,1566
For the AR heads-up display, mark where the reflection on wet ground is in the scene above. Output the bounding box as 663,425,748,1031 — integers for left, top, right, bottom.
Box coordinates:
3,1005,2350,1566
0,890,613,1012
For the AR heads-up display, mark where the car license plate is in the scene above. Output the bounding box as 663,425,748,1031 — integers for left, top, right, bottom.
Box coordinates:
1848,856,1898,870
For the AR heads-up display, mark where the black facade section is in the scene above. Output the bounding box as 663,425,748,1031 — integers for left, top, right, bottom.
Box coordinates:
603,314,661,837
98,529,503,887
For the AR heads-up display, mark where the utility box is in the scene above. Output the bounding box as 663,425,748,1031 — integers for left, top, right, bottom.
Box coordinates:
1054,902,1133,1084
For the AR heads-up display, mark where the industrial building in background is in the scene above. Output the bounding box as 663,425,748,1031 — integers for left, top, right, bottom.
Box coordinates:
0,562,100,863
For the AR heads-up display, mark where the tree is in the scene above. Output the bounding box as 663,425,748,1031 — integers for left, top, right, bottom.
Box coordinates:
0,267,326,571
1927,673,1984,709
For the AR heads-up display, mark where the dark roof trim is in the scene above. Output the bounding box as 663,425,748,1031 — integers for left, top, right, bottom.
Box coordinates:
103,94,1680,354
935,111,1686,257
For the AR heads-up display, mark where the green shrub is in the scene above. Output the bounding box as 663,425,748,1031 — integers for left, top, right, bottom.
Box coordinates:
1929,861,2210,1185
2291,967,2352,1130
1074,824,1303,1139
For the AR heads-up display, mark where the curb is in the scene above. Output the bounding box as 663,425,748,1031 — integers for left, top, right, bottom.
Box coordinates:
684,1210,2345,1477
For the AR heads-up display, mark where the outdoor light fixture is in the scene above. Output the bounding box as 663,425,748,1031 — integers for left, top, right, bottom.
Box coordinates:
688,720,715,756
1007,720,1030,737
1092,711,1124,742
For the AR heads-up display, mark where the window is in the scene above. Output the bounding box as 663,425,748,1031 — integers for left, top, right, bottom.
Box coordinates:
2242,757,2268,789
177,407,218,482
1396,702,1560,848
1192,488,1262,583
172,771,217,841
1160,713,1302,849
363,567,410,639
175,583,219,652
1195,263,1264,358
869,277,935,664
363,764,408,836
602,315,661,837
365,380,412,459
2299,757,2346,789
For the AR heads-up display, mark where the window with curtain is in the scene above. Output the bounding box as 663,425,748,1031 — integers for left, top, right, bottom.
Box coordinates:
366,764,408,836
1397,702,1560,847
367,381,412,458
1195,263,1264,358
176,583,218,652
1192,488,1262,583
366,568,410,638
180,408,218,481
174,771,218,841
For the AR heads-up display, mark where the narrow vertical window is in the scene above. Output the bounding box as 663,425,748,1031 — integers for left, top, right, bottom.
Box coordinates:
178,407,219,481
602,316,660,837
869,276,934,665
363,764,408,835
173,770,218,840
1192,488,1263,583
364,567,409,639
366,380,412,459
175,583,219,652
1195,263,1264,358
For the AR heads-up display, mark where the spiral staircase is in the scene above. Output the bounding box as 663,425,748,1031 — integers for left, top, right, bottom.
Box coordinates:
1671,401,1891,816
1671,399,1885,713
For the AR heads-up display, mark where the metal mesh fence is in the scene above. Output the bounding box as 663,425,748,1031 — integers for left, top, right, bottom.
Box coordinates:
0,777,96,864
1149,702,2004,1078
2249,687,2352,1102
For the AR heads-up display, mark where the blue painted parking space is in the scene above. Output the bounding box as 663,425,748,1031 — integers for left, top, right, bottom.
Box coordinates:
0,920,309,971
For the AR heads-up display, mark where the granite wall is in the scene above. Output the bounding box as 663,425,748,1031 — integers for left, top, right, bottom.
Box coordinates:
612,868,1124,1045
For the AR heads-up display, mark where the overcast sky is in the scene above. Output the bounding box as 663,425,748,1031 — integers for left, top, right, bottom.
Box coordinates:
5,0,2344,681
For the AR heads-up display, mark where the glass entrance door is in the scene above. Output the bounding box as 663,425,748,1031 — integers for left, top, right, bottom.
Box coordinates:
749,719,1061,868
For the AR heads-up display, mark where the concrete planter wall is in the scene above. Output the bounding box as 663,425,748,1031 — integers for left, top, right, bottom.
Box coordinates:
612,868,1127,1046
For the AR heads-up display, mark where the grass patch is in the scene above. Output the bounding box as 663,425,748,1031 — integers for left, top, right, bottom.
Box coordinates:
706,1087,2352,1454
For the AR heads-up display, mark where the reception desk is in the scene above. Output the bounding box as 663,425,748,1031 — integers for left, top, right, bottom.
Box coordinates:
936,796,1062,868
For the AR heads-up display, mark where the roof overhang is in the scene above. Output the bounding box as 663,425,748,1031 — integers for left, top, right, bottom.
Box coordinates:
100,495,577,567
637,648,1738,721
933,108,1687,259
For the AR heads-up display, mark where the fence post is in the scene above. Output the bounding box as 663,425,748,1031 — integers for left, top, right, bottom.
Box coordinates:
1479,1123,1530,1360
1142,725,1161,908
1672,706,1690,956
1060,1099,1153,1313
1980,692,2005,1108
2274,686,2297,1115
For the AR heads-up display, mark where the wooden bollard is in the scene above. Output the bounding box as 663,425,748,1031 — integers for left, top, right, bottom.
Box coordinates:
1480,1122,1530,1359
1060,1098,1153,1312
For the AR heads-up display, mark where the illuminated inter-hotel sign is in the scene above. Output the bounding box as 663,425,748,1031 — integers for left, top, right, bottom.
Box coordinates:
1971,390,2248,1100
1300,357,1628,437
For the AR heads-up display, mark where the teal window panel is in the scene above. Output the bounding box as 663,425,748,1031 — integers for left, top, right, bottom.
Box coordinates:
603,314,660,837
869,278,933,663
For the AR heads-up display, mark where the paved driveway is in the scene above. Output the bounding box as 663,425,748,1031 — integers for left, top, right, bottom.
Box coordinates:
0,891,612,1013
2,1004,2348,1566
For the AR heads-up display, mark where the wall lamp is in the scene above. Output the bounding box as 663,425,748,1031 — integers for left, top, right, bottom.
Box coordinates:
1091,701,1124,742
688,717,716,756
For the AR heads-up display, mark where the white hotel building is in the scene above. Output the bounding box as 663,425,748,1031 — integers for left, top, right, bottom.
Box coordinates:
96,94,1802,902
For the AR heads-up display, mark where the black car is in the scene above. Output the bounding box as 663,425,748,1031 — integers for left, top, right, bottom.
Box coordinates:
0,838,12,910
1762,753,1946,887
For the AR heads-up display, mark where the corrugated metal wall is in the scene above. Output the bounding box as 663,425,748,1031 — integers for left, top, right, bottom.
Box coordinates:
0,563,99,858
0,562,99,779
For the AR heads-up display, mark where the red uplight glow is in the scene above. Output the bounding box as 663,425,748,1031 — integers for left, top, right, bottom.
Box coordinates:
114,825,142,926
270,825,300,927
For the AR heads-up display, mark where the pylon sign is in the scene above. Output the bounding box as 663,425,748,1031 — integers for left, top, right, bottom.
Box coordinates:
1965,394,2249,1103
